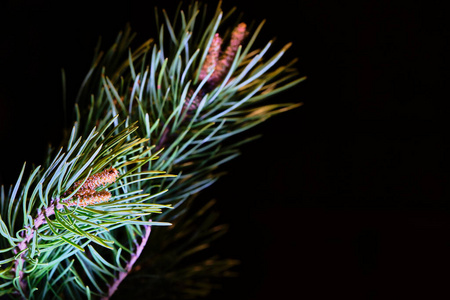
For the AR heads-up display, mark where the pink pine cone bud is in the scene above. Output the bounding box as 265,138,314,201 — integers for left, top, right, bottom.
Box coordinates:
209,23,247,86
64,167,119,206
199,33,223,81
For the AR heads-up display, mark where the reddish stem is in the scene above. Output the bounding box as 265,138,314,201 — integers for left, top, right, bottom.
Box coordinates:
102,225,152,300
13,200,63,298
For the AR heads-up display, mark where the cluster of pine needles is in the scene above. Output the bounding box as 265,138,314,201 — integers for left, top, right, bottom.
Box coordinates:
0,1,304,299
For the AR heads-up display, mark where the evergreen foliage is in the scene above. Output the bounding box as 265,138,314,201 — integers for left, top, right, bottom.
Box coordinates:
0,1,305,298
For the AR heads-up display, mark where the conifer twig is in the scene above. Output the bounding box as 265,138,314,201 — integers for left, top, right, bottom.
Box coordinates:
1,2,305,297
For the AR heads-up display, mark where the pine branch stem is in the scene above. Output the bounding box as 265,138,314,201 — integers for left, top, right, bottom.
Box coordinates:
103,225,152,300
13,200,63,298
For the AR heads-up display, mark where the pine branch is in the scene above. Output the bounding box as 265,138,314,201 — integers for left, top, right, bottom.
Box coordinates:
1,1,304,299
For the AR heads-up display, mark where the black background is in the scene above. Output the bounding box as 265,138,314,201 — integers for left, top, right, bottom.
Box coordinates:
0,0,449,299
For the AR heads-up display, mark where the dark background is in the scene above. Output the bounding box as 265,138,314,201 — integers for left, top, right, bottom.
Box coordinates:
0,0,449,299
